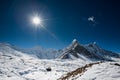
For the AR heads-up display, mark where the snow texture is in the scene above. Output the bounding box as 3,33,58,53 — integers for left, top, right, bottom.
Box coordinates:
0,41,120,80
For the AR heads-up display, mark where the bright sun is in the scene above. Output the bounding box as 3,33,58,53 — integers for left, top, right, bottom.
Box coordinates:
32,16,42,25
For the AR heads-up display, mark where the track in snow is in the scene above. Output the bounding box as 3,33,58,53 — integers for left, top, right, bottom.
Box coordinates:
58,62,102,80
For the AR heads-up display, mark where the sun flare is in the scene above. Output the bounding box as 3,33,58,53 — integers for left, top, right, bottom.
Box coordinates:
32,16,42,25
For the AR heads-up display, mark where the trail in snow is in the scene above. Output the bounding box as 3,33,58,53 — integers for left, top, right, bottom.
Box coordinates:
58,62,102,80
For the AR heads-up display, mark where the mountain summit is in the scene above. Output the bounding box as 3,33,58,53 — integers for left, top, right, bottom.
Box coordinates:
0,40,119,61
58,39,120,61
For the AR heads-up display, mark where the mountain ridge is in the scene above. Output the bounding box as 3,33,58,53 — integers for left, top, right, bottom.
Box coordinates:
0,39,119,61
57,39,120,61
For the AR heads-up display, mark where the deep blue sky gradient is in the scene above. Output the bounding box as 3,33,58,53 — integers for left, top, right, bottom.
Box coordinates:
0,0,120,52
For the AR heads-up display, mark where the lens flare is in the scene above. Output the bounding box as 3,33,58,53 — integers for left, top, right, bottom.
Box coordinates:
32,16,42,25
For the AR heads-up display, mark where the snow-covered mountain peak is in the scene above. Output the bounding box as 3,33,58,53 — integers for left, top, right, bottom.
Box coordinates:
87,42,99,48
67,39,81,50
72,39,78,43
58,40,120,60
72,39,79,45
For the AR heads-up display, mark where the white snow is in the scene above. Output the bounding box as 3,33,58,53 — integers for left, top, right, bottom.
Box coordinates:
72,62,120,80
0,51,88,80
0,42,120,80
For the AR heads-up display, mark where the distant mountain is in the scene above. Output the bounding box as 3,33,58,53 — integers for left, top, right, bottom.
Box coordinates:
0,43,61,59
0,40,119,61
57,39,120,61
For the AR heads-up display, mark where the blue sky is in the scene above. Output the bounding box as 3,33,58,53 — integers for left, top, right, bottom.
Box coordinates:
0,0,120,53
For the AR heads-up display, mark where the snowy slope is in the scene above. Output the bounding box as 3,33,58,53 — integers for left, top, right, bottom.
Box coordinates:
0,50,120,80
0,42,120,80
0,43,61,59
70,62,120,80
0,50,89,80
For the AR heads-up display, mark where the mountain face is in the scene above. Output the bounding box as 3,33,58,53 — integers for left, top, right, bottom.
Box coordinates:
58,39,120,61
0,39,119,61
